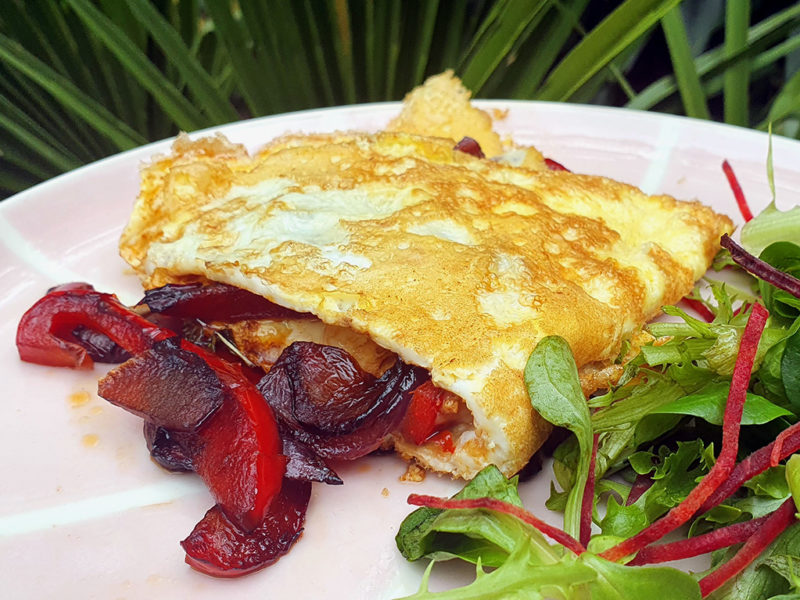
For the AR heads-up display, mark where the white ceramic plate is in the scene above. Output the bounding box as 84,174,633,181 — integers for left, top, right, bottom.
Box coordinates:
1,102,799,599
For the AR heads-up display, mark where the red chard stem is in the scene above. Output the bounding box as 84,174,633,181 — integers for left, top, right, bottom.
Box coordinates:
699,422,800,513
698,499,796,597
721,234,800,299
407,494,587,555
629,513,772,566
580,433,599,548
722,160,754,222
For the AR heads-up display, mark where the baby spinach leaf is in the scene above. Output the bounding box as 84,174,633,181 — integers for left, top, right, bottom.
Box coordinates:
524,336,592,540
758,242,800,324
651,381,792,425
782,328,800,409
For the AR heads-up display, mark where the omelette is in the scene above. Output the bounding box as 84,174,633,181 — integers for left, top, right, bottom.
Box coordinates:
120,114,732,479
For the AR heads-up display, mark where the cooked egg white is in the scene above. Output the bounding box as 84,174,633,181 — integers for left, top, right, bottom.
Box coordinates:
120,131,732,479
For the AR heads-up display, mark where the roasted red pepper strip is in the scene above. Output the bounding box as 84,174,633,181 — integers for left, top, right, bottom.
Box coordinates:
429,430,455,454
16,286,174,368
178,339,287,531
545,157,570,172
182,479,311,577
454,136,485,159
19,285,286,531
402,380,448,445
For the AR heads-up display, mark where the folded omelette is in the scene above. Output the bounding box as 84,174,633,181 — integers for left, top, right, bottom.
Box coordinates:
120,119,732,479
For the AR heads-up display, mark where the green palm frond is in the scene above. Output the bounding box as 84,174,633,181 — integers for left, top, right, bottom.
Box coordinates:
1,0,798,199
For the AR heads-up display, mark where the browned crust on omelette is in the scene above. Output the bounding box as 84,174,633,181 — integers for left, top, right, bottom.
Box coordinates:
121,131,733,478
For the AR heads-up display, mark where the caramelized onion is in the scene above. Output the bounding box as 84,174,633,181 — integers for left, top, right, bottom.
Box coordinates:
283,437,342,485
72,326,131,363
258,342,426,460
99,340,224,431
140,282,311,322
144,422,194,472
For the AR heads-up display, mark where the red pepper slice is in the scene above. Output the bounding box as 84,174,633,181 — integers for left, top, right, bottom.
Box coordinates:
19,284,286,532
545,158,570,172
428,430,455,454
98,336,287,532
402,380,449,446
178,339,287,531
454,137,486,159
16,286,174,368
182,479,311,577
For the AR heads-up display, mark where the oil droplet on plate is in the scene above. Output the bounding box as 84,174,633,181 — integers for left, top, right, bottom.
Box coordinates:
82,433,100,448
69,390,91,407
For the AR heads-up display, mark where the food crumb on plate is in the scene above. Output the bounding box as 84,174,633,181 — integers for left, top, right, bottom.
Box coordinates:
400,462,426,483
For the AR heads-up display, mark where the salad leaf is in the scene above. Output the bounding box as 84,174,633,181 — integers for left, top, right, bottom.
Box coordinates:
651,381,791,425
741,206,800,258
396,465,528,565
397,541,596,600
758,242,800,323
740,131,800,258
601,440,709,538
745,466,790,500
398,515,701,600
782,329,800,408
524,336,592,540
786,455,800,515
580,553,701,600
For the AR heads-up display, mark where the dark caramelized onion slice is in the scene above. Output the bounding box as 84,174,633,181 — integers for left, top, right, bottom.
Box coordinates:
98,340,224,431
283,436,342,485
181,479,311,578
281,343,388,434
258,342,426,460
140,282,310,322
72,326,132,364
143,416,339,483
144,421,194,472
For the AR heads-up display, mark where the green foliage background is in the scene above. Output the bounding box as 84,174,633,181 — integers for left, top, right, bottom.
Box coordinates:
1,0,799,199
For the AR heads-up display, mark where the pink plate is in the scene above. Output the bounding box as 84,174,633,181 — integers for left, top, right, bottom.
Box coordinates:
1,102,799,599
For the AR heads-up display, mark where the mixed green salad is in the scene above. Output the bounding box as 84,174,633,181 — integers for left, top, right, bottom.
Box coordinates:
394,155,800,599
